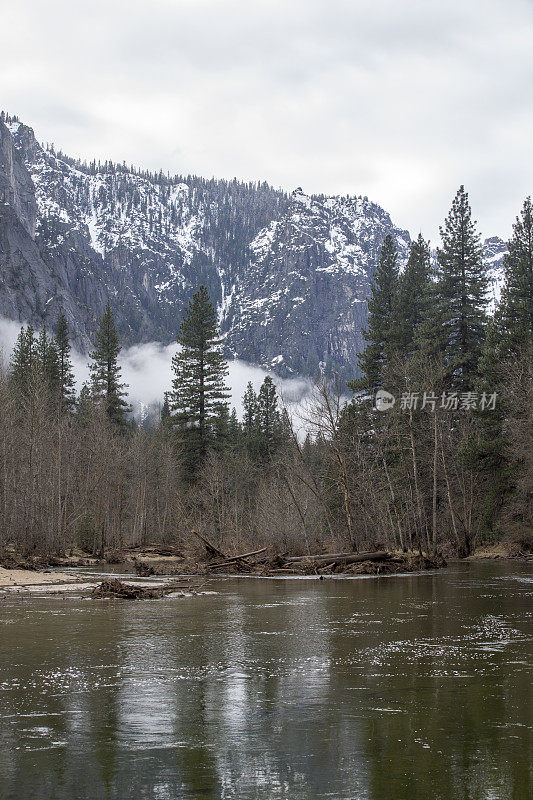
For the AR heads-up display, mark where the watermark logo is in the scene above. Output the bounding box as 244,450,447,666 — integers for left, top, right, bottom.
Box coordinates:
374,390,497,412
374,389,396,412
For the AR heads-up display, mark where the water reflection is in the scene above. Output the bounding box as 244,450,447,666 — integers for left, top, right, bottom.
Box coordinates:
0,563,531,800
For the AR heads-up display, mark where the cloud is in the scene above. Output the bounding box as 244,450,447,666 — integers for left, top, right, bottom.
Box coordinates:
116,341,312,418
0,318,313,419
0,317,22,366
1,0,531,243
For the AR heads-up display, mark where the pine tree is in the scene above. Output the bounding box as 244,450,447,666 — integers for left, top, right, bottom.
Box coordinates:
55,314,76,411
75,383,95,426
436,186,488,388
357,234,399,391
89,302,130,427
169,286,230,474
497,197,533,354
466,318,511,530
242,381,260,455
212,406,242,452
36,326,60,397
160,392,171,426
9,326,36,396
228,407,242,447
256,376,283,461
393,234,433,357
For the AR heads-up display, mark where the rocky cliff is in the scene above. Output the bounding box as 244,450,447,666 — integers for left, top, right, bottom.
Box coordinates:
0,114,505,376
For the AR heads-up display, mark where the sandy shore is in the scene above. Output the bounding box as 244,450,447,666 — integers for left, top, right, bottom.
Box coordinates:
0,567,84,590
0,567,197,595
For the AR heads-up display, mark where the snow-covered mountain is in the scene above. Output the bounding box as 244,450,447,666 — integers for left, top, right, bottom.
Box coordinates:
0,113,505,376
483,235,507,310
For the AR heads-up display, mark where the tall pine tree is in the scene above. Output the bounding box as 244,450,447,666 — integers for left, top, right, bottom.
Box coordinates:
9,326,36,397
357,234,399,391
393,234,433,357
256,375,283,461
242,381,260,456
497,197,533,354
170,286,230,474
89,302,130,427
436,186,488,388
55,314,76,411
36,326,60,397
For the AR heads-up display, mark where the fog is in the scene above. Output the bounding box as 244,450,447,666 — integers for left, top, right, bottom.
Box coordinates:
0,317,313,420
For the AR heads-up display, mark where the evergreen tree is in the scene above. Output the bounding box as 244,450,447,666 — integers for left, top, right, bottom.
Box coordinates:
242,381,260,455
36,326,60,396
466,318,511,530
55,314,76,411
497,197,533,354
436,186,488,388
212,404,240,452
75,383,95,426
256,375,283,460
357,234,399,391
160,392,171,425
169,286,230,474
242,382,258,434
9,326,36,396
393,234,433,357
89,302,130,427
228,407,242,446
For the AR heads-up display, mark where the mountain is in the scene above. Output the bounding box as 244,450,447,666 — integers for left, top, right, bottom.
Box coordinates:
483,236,507,311
0,113,505,377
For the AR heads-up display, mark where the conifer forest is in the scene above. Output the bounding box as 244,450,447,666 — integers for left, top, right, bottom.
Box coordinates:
1,188,531,562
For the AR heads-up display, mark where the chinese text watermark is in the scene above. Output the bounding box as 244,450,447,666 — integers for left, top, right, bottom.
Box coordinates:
374,389,497,413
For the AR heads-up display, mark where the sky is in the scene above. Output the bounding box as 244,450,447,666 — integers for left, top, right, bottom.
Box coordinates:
1,0,532,242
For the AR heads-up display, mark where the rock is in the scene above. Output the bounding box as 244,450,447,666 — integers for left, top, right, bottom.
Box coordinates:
0,114,409,376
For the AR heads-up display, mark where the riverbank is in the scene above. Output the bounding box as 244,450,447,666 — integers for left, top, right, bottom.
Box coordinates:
466,542,533,561
0,547,447,593
0,568,206,598
0,566,83,590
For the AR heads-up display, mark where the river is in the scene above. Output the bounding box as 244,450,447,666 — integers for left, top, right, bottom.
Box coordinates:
0,561,531,800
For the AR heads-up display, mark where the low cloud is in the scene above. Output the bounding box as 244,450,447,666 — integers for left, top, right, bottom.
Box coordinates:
0,318,313,419
109,341,313,418
0,317,23,364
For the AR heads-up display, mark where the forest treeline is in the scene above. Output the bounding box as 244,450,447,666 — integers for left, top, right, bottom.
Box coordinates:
0,187,531,558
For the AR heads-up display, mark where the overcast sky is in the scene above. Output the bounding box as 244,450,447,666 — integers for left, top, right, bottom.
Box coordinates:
1,0,532,242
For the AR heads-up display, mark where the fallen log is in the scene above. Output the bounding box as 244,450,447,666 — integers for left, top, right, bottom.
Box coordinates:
269,568,300,574
190,529,227,559
285,551,390,566
208,547,268,569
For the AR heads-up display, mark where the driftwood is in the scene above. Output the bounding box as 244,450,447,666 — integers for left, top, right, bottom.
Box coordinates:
269,568,300,574
92,579,163,599
133,559,155,577
204,549,392,575
190,529,227,559
208,547,268,570
285,550,389,566
91,578,197,599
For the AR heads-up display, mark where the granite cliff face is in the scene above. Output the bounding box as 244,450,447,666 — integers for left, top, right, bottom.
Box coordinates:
0,118,120,347
0,114,505,376
224,189,410,374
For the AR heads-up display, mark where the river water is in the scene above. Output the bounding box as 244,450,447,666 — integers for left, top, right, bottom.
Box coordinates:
0,562,531,800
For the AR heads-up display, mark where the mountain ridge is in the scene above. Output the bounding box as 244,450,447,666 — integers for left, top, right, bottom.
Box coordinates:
0,113,505,377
